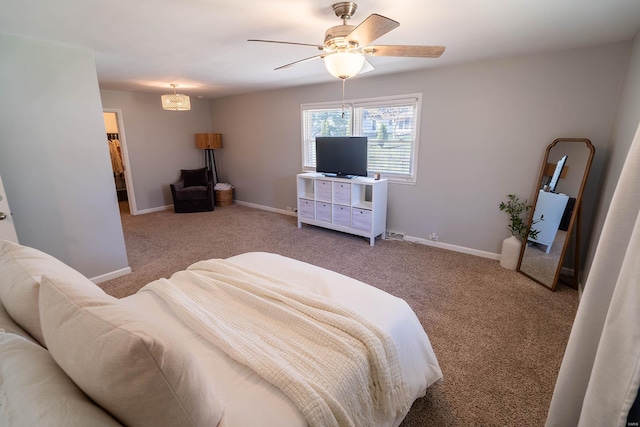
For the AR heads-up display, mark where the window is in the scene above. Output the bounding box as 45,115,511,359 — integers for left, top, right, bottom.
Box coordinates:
301,94,422,183
301,107,352,168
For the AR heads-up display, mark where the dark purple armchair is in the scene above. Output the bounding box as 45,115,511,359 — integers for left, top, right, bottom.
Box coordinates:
170,168,215,213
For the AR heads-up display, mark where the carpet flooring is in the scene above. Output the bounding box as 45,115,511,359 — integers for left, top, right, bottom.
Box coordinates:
101,203,578,426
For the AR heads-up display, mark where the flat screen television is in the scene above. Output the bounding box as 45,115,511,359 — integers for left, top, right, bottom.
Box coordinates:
548,155,568,192
315,136,368,179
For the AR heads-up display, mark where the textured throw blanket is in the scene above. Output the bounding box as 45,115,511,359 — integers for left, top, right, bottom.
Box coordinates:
140,259,410,427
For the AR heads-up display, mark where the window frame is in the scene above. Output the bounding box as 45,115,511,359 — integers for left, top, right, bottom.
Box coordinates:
301,93,422,184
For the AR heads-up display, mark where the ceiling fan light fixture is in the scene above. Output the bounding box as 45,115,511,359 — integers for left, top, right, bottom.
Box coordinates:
161,84,191,111
324,51,365,79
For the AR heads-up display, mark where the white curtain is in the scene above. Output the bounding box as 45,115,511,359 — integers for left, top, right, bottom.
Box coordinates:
546,122,640,426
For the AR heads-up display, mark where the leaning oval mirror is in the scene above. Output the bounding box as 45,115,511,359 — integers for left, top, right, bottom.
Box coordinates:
517,138,595,291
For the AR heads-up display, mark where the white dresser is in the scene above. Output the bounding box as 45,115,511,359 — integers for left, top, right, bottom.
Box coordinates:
296,173,388,246
528,190,570,253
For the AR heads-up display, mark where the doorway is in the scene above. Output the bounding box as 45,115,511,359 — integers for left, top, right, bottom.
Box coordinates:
0,172,19,243
103,110,136,215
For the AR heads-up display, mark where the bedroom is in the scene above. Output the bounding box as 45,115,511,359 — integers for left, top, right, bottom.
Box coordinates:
1,1,640,425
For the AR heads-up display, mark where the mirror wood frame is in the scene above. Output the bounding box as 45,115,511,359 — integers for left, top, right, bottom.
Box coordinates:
517,138,595,291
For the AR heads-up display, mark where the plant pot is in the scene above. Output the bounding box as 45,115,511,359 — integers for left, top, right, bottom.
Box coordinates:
500,235,522,270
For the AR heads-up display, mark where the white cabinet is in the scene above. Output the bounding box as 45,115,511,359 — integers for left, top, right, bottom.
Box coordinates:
296,173,388,246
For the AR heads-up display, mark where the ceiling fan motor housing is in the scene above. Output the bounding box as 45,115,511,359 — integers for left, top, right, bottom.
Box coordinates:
324,25,357,51
332,2,358,20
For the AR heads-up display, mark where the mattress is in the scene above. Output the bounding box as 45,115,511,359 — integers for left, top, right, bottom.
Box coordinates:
120,252,442,426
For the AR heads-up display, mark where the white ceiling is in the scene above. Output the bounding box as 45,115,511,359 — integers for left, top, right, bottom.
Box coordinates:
3,0,640,99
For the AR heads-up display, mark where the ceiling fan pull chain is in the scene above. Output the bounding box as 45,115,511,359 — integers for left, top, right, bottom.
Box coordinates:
341,77,346,118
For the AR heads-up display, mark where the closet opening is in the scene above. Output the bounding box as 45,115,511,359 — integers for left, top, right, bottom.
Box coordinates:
103,110,136,216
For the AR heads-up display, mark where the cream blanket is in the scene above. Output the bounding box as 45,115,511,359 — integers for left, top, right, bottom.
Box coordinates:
140,259,410,427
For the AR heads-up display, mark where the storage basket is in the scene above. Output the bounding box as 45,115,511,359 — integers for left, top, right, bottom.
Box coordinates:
214,185,234,207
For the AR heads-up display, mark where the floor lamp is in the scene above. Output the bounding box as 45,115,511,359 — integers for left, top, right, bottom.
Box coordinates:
195,133,222,184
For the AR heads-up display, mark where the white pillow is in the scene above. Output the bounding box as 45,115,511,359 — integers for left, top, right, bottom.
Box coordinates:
0,332,121,426
39,275,225,427
0,240,92,346
0,302,35,342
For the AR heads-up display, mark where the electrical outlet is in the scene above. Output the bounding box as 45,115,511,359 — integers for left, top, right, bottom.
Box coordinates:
286,206,292,212
429,233,439,242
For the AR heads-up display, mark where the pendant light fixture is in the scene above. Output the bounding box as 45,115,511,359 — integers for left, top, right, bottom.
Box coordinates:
161,84,191,111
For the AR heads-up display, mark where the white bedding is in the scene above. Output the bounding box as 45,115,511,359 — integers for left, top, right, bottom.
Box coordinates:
120,252,442,427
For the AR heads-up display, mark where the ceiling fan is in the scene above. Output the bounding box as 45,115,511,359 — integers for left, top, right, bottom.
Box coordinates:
248,1,446,80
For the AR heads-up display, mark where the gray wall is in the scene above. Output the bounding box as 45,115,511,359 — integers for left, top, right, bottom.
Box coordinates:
210,42,629,255
99,90,213,212
584,30,640,280
0,34,128,278
0,31,635,284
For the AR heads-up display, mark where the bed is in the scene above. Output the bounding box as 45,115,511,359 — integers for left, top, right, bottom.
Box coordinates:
0,240,442,427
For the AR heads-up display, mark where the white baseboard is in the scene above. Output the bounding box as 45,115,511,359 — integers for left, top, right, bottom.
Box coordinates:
90,266,132,284
135,201,295,216
404,235,501,260
136,204,173,215
234,200,297,217
235,200,499,259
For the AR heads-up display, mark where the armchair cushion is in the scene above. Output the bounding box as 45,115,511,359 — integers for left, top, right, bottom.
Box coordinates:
174,186,210,201
182,168,208,188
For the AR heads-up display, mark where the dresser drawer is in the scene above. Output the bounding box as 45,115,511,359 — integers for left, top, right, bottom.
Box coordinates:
298,198,315,219
316,180,332,202
352,208,372,231
315,201,332,222
333,182,351,205
332,205,351,227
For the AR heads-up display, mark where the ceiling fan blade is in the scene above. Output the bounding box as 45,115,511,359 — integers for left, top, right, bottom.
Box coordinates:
345,14,399,47
365,45,446,58
274,54,325,70
248,39,323,50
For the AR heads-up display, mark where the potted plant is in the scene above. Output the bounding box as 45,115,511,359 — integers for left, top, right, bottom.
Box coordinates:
498,194,541,270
